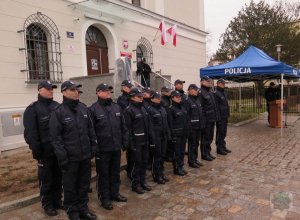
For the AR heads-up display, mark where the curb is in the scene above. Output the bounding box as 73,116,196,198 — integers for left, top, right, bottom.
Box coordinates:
233,117,258,127
0,166,127,214
0,194,40,214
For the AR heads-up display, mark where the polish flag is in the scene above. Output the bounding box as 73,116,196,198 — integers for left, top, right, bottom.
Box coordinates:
167,24,177,47
159,19,167,45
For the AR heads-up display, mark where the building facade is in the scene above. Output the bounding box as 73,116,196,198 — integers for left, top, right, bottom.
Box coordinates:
0,0,206,152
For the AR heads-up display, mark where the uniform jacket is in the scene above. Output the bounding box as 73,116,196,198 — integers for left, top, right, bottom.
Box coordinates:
200,86,220,123
214,87,230,119
23,95,59,159
175,89,188,106
50,97,97,165
265,87,280,103
167,101,189,138
89,98,129,154
117,92,130,110
124,101,155,148
185,95,205,130
147,102,170,139
161,95,171,109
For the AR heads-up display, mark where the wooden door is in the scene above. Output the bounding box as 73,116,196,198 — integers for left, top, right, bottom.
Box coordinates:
86,45,100,75
86,45,109,75
100,48,109,74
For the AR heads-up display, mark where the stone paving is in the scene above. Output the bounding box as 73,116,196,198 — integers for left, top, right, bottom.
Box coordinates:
1,116,300,220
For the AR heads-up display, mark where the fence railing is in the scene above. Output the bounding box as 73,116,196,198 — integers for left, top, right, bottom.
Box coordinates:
225,85,300,114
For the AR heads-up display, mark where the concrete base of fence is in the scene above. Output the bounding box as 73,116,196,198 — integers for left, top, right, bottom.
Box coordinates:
233,117,258,127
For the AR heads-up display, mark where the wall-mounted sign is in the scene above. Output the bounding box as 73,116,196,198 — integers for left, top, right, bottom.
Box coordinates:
12,114,21,126
91,59,98,70
122,40,128,50
67,31,74,38
120,51,132,58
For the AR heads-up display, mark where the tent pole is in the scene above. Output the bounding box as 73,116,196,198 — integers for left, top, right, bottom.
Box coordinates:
239,83,241,118
281,73,283,137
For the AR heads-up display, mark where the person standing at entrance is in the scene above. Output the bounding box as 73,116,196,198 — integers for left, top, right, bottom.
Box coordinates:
265,82,280,124
200,76,219,161
124,88,155,194
89,83,128,210
137,58,152,87
214,79,232,155
23,81,62,217
50,81,97,220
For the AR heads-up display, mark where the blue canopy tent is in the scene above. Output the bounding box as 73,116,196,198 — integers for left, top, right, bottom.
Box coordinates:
200,45,300,135
200,45,299,82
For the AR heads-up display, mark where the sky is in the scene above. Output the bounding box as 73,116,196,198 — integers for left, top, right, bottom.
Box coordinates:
204,0,299,59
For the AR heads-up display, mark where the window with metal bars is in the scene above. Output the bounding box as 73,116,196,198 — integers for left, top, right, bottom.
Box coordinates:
132,0,141,7
21,12,62,83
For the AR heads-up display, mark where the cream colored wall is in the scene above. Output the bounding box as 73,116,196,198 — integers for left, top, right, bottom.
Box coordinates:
0,0,85,107
164,0,203,30
0,0,206,151
113,19,206,89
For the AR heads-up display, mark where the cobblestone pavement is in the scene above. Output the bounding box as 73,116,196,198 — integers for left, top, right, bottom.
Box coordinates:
1,116,300,220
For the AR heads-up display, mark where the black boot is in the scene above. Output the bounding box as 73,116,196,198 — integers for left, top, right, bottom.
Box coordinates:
141,183,152,191
132,185,145,194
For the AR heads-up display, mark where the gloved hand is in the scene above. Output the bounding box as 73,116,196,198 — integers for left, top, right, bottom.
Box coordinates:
31,148,42,160
60,161,69,173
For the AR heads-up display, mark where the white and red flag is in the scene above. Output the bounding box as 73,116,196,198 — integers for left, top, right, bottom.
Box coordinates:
159,19,167,45
167,24,177,46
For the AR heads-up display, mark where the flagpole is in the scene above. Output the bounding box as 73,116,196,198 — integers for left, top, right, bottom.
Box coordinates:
153,28,159,42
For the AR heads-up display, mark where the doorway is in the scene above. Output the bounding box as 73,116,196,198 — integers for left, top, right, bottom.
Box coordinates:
85,26,109,75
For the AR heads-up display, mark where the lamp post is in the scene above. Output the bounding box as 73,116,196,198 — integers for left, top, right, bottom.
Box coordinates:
275,44,284,135
275,44,282,61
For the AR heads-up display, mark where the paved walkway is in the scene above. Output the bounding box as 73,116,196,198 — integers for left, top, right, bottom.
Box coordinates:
1,116,300,220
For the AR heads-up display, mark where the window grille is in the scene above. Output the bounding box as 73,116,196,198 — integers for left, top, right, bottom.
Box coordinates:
20,12,62,83
136,37,153,68
86,26,108,48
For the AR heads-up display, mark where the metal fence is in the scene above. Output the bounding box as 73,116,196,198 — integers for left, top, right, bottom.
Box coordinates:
224,84,300,114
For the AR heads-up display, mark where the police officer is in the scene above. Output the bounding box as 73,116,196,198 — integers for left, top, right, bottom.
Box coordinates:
117,80,133,110
200,76,219,161
117,80,133,179
161,86,173,162
161,86,172,108
23,81,62,216
50,81,97,220
174,79,188,105
185,84,205,168
89,83,128,210
142,86,154,169
142,87,153,110
124,88,155,194
147,92,170,184
214,79,232,155
168,91,189,176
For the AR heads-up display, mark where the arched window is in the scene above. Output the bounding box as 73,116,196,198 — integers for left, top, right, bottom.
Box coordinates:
86,26,107,48
22,12,62,82
136,37,153,67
